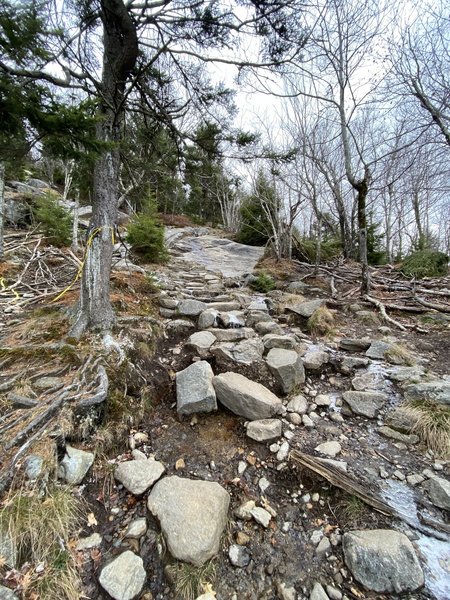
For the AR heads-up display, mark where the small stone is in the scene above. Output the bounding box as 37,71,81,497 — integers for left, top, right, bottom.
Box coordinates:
270,443,280,453
379,466,389,479
394,469,405,481
246,419,282,442
315,441,341,458
234,500,256,521
24,455,44,479
310,530,323,545
99,551,146,600
311,493,320,502
236,531,250,545
276,582,297,600
326,586,342,600
250,506,272,528
316,536,331,556
34,376,62,390
288,412,302,425
0,585,18,600
310,582,328,600
330,413,344,423
266,348,305,394
186,331,217,357
132,449,147,460
238,461,247,475
259,477,271,493
287,394,308,414
421,476,450,510
115,459,165,495
175,458,185,470
315,394,331,407
406,474,425,486
302,414,315,428
228,544,250,567
277,441,290,461
76,532,102,551
125,518,147,539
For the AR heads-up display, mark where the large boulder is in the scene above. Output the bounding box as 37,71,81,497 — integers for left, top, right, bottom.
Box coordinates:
421,476,450,510
266,348,305,394
287,298,325,318
342,391,387,418
404,380,450,406
211,338,264,366
147,476,230,566
99,551,146,600
115,458,165,495
343,529,424,593
213,372,282,420
176,361,217,415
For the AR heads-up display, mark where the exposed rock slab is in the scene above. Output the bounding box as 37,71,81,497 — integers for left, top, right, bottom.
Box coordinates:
99,551,146,600
421,476,450,510
404,380,450,406
176,361,217,415
115,459,165,495
246,419,282,442
343,529,424,593
266,348,305,394
342,391,387,418
178,299,207,316
213,372,282,420
288,299,325,318
147,476,230,566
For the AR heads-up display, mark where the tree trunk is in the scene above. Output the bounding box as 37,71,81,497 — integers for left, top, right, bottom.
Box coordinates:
356,174,370,295
412,190,424,250
71,0,138,336
0,161,5,260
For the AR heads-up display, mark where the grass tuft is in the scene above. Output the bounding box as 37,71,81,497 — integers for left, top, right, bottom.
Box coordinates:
403,399,450,458
0,484,83,599
385,343,416,366
165,560,216,600
307,306,335,336
338,494,367,526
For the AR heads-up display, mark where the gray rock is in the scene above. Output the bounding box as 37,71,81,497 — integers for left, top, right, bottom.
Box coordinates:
159,297,178,309
303,350,329,371
316,536,331,556
342,391,387,418
340,356,370,373
407,474,425,486
166,319,196,334
125,518,147,539
277,441,290,461
262,334,297,350
228,544,251,567
377,426,419,445
76,532,102,550
213,372,282,420
246,311,272,327
0,531,16,568
385,407,417,433
211,338,264,366
288,299,325,318
34,376,62,390
198,309,219,329
246,419,282,442
148,476,230,565
343,529,424,593
421,476,450,510
178,299,207,317
234,500,256,521
276,582,297,600
250,506,271,528
115,459,165,495
218,311,245,328
365,340,392,360
27,177,50,189
207,327,255,342
207,301,241,312
58,445,94,485
248,299,269,312
24,454,44,479
326,585,342,600
255,320,283,335
266,348,305,394
302,414,315,428
99,551,146,600
315,441,341,458
352,371,383,391
176,361,217,415
0,585,18,600
185,331,217,357
404,380,450,406
310,582,328,600
387,366,425,384
315,394,331,407
339,339,371,352
287,394,308,414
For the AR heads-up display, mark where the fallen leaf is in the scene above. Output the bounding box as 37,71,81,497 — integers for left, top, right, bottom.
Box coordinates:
90,548,102,565
87,512,98,527
247,454,256,466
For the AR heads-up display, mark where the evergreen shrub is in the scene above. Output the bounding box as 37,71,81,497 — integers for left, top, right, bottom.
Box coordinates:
401,250,448,278
33,191,72,246
126,205,168,263
250,272,276,293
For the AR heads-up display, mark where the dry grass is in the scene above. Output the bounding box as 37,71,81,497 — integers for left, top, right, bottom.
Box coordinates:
385,343,416,366
307,306,335,336
403,399,450,458
277,293,306,313
0,485,84,599
255,256,300,280
166,560,216,600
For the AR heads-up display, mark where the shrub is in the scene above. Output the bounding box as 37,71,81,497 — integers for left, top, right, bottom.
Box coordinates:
401,250,448,279
33,192,72,246
307,306,335,336
250,272,276,293
294,237,342,263
126,211,168,263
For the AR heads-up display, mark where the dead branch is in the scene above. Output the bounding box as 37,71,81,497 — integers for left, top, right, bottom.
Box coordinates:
364,295,407,331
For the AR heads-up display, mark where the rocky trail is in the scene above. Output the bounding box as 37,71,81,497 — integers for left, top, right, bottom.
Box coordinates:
1,226,449,600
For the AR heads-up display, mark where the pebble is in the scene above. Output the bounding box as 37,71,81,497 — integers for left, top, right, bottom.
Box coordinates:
302,415,315,428
250,506,272,528
277,441,290,461
394,469,406,481
270,443,280,453
229,544,251,568
315,536,331,556
238,461,247,475
258,477,271,493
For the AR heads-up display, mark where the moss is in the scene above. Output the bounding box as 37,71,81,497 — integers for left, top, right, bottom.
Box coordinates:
307,306,335,336
401,250,448,279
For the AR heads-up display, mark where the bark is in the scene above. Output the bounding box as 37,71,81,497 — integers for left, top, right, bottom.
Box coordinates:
0,161,4,260
356,172,371,295
412,190,424,250
71,0,138,336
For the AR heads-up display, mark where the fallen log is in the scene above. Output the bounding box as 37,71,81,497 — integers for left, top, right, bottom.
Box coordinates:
290,450,450,541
